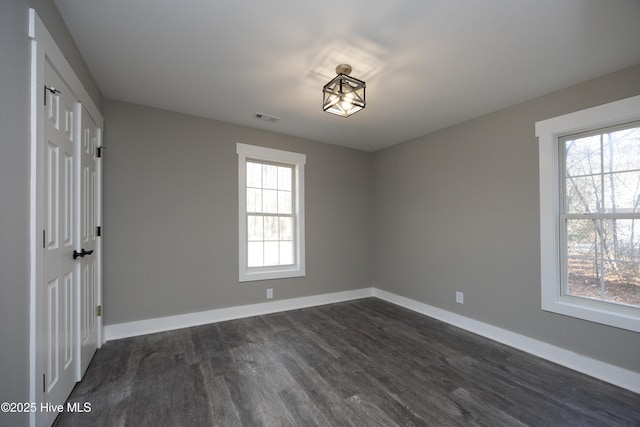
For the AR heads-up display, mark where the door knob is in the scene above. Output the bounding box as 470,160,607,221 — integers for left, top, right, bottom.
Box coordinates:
73,249,95,260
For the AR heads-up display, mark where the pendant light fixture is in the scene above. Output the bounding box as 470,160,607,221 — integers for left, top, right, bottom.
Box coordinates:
322,64,366,118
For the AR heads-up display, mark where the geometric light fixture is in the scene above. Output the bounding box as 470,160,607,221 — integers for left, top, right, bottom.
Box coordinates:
322,64,366,117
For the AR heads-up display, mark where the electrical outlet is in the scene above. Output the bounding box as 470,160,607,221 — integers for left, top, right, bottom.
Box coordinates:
266,288,273,299
456,291,464,304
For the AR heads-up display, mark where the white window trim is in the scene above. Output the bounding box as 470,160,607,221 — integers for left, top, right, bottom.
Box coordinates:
536,95,640,333
237,143,306,282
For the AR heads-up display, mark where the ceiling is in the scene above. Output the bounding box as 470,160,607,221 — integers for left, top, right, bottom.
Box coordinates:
54,0,640,152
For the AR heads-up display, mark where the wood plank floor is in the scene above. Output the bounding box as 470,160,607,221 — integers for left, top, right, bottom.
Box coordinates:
55,298,640,426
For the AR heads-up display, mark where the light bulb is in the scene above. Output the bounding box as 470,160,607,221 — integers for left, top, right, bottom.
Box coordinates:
341,93,354,111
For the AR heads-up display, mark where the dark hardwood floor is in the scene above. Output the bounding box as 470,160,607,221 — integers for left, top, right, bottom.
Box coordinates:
55,298,640,426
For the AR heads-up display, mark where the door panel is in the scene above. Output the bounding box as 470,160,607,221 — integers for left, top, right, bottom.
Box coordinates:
42,58,77,420
45,277,58,390
77,106,100,377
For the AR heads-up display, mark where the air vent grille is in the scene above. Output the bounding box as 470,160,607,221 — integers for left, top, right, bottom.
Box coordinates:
253,112,280,123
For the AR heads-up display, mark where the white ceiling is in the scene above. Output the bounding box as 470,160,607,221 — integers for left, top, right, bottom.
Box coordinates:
54,0,640,152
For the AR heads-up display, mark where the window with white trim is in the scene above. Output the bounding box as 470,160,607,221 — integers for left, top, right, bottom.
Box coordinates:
237,143,306,282
536,95,640,332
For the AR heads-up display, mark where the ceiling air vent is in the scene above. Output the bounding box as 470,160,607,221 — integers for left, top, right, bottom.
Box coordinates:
253,112,280,123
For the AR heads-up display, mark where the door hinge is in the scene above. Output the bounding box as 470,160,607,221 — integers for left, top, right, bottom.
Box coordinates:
43,230,46,248
96,306,102,317
43,86,60,106
96,226,102,237
42,374,46,393
97,146,104,158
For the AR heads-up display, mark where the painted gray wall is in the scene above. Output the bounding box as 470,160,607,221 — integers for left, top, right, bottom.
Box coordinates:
373,63,640,373
102,100,373,324
27,0,103,110
0,1,101,425
0,2,31,426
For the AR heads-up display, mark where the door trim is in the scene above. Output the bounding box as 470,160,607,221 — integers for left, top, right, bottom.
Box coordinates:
29,9,103,426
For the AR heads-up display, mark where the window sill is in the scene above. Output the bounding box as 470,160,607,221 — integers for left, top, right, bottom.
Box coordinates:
542,292,640,333
239,266,305,282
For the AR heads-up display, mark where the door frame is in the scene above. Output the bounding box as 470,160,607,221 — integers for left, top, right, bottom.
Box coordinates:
29,9,103,426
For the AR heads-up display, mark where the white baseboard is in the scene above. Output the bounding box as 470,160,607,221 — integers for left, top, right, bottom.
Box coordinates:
372,288,640,395
104,287,374,341
104,286,639,394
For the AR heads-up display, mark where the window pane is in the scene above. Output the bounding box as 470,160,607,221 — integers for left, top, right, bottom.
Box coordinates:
264,216,279,240
565,134,603,215
601,126,640,213
278,190,292,214
263,164,278,189
247,162,262,188
278,166,292,191
280,241,293,265
264,241,279,266
605,263,640,307
602,127,640,173
611,219,640,258
565,135,601,178
566,218,640,308
602,220,640,303
263,189,278,213
565,176,602,214
603,171,640,212
247,242,263,267
567,257,600,301
566,219,599,299
567,219,597,258
247,215,263,241
247,188,262,213
279,217,292,240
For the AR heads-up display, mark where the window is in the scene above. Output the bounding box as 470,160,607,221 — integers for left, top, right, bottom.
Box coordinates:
237,143,306,282
536,95,640,332
561,123,640,306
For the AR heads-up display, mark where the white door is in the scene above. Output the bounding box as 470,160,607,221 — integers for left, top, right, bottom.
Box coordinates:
30,10,104,426
76,105,100,377
42,58,78,424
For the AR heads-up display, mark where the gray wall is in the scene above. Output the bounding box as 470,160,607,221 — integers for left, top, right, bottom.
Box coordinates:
102,100,372,324
0,1,101,426
0,2,31,426
373,63,640,373
27,0,103,110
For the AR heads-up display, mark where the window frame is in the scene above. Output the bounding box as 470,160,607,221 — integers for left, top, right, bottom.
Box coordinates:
536,95,640,333
237,143,306,282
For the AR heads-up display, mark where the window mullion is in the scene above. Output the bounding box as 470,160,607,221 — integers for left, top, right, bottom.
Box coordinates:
597,218,605,300
562,213,640,220
598,134,605,300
